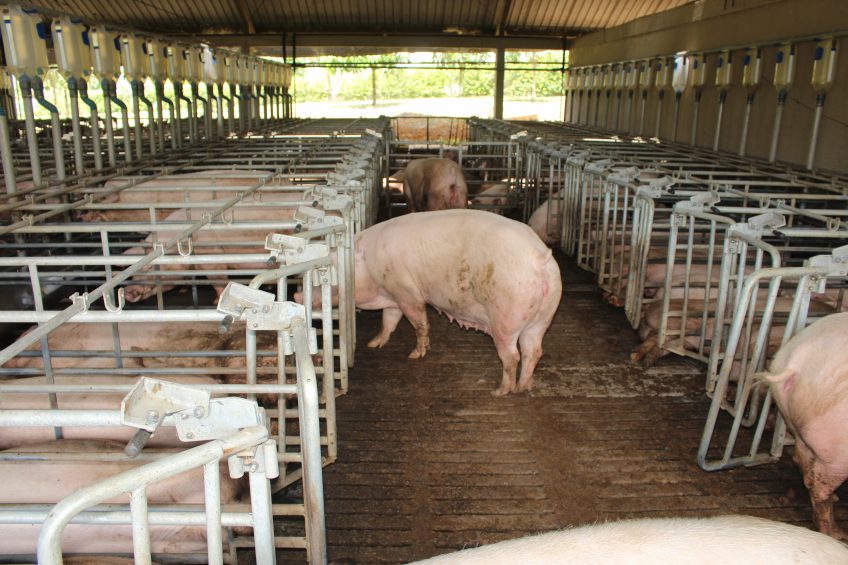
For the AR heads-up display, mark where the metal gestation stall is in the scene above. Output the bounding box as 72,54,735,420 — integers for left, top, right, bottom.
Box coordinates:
0,4,391,561
0,3,295,191
384,120,524,218
467,116,847,485
0,116,387,562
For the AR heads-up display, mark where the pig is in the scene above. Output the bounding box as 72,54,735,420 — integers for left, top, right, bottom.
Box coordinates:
353,209,561,396
409,515,848,564
0,439,241,555
762,312,848,541
120,193,307,303
80,170,279,223
402,158,468,212
470,183,512,214
527,197,561,245
3,321,249,371
0,375,220,450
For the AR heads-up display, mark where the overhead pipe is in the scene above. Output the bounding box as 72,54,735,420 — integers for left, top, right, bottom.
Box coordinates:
637,59,654,137
807,38,837,170
1,4,50,185
712,50,733,151
653,58,671,139
769,44,795,163
687,54,707,146
671,55,688,141
739,48,762,156
52,16,90,176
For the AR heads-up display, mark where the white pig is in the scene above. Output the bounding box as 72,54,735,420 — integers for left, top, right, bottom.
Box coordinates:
470,183,512,214
527,197,561,245
81,170,276,223
409,515,848,564
763,312,848,541
403,158,468,212
354,209,561,396
0,439,241,555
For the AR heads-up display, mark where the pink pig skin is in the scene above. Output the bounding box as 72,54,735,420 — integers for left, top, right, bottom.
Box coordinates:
765,312,848,541
402,158,468,212
354,209,562,396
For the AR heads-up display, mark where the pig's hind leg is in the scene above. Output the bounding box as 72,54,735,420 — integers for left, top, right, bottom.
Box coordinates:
368,307,403,349
515,326,546,393
794,438,848,541
492,330,521,396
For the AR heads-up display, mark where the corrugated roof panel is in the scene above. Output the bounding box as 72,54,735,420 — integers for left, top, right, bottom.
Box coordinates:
27,0,696,45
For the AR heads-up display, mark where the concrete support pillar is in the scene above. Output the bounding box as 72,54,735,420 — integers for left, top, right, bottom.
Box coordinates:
494,47,505,119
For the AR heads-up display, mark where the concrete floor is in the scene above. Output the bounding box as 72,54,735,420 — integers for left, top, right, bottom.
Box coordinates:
312,251,844,564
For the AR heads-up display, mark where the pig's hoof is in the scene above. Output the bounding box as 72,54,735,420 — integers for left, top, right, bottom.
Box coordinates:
408,347,428,359
367,336,387,348
123,286,148,303
516,382,533,393
630,351,643,363
491,387,512,397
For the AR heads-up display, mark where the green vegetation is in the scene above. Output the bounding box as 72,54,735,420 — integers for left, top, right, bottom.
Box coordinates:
293,50,566,105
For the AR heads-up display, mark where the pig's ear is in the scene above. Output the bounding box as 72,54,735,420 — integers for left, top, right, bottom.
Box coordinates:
765,369,797,394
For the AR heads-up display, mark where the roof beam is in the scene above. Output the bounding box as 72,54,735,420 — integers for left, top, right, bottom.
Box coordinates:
235,0,256,34
190,32,566,51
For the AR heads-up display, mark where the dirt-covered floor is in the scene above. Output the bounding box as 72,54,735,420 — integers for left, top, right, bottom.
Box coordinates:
318,251,845,564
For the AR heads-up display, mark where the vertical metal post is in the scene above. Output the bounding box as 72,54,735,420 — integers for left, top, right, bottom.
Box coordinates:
67,77,85,175
806,93,825,170
33,77,66,182
131,80,144,160
739,93,754,156
204,461,224,565
129,487,152,565
0,106,16,195
19,76,42,185
248,467,277,565
101,78,117,167
713,90,727,151
769,91,786,163
690,91,701,146
494,47,505,119
78,80,103,172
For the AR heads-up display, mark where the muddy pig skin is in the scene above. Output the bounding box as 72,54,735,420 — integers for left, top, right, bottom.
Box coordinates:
409,515,848,564
402,158,468,212
763,312,848,541
355,209,561,395
0,439,242,555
